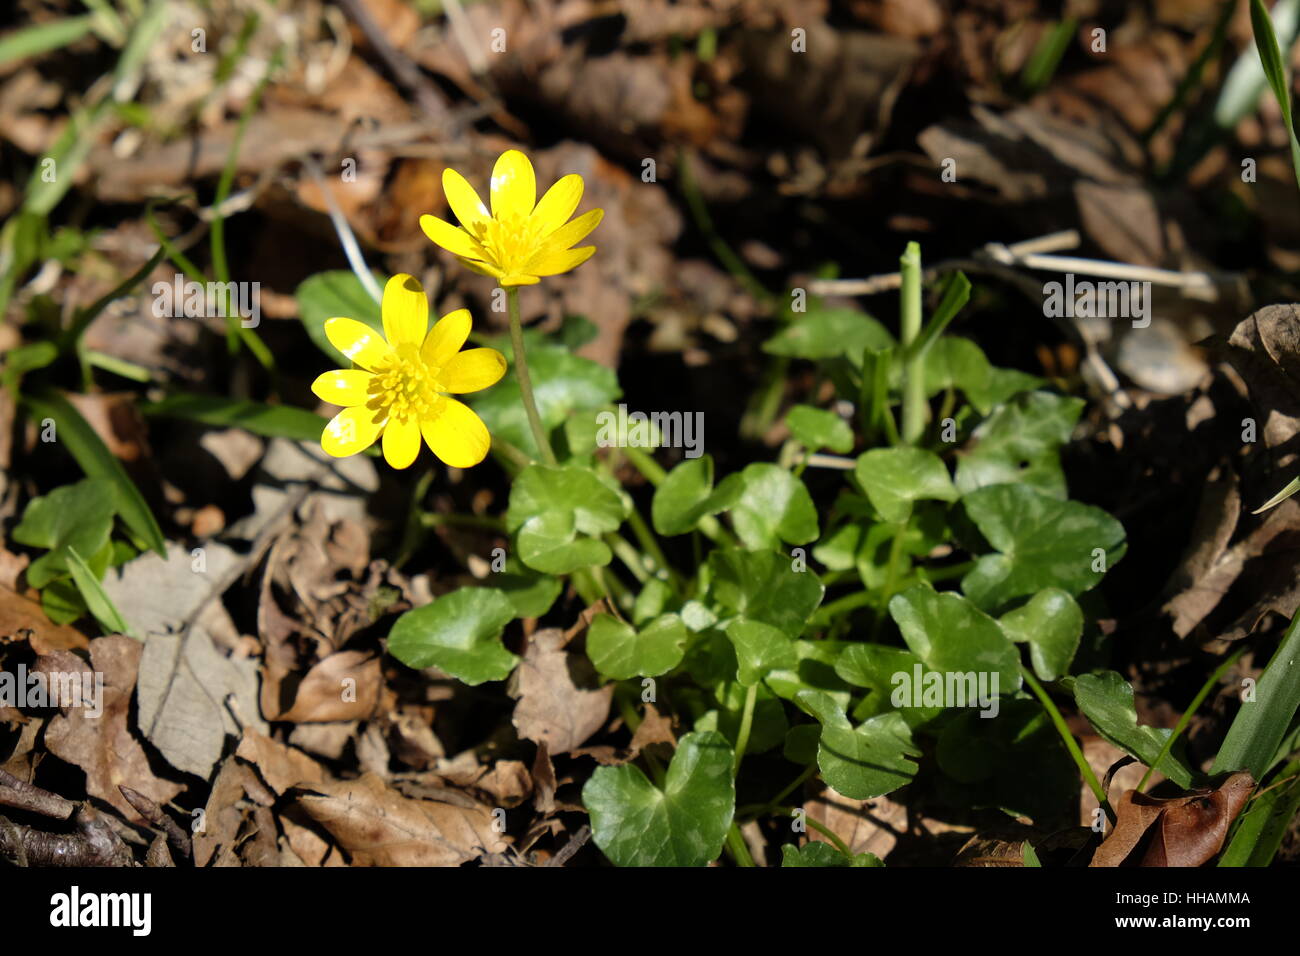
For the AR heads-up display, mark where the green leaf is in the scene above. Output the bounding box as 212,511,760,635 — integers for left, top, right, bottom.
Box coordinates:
1250,0,1300,194
706,548,824,638
295,270,384,366
961,484,1126,610
587,613,688,679
12,478,116,588
141,394,329,444
507,464,627,574
855,447,957,522
651,455,738,536
765,640,854,710
1022,841,1042,867
715,463,819,550
1218,757,1300,866
786,405,854,453
998,588,1083,681
1212,609,1300,780
725,617,797,687
22,390,166,557
65,546,135,638
1072,671,1194,788
955,392,1084,498
696,680,789,754
781,842,883,867
387,587,519,685
888,583,1022,695
583,731,735,866
797,690,919,799
923,337,993,412
472,350,620,459
41,578,85,625
764,306,894,365
495,557,563,619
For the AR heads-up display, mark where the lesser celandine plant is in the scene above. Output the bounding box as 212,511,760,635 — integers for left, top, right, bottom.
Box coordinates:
292,151,1298,866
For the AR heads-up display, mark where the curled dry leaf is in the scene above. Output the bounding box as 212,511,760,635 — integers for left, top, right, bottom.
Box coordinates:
1091,771,1256,867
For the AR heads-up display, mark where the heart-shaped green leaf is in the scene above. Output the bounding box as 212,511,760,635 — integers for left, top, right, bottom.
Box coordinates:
587,612,688,680
923,337,993,412
387,587,518,685
12,478,116,588
797,690,919,799
706,548,824,638
855,447,957,522
786,405,854,453
494,556,563,619
1072,670,1194,788
961,483,1126,610
763,306,894,365
507,464,627,574
715,463,819,550
725,617,797,686
583,730,735,867
651,455,739,536
998,588,1083,681
955,392,1084,498
889,583,1021,694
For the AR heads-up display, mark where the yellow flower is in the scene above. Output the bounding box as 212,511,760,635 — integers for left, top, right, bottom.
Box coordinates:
312,274,506,470
420,149,603,286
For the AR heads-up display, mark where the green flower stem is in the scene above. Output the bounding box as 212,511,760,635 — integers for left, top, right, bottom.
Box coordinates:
1137,645,1247,793
605,532,651,584
899,242,926,445
419,512,505,531
625,504,684,591
733,683,758,777
505,286,557,466
1021,665,1115,825
725,823,757,867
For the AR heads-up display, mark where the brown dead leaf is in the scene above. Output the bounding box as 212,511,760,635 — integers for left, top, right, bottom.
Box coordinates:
292,772,506,866
235,727,327,796
39,636,181,823
1223,304,1300,470
1091,772,1256,867
509,628,612,755
271,650,381,723
0,586,89,652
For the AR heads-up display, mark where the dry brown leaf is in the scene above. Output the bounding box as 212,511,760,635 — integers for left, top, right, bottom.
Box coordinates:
271,650,381,723
1091,772,1256,867
292,772,506,866
39,636,181,823
509,628,611,755
234,727,327,796
0,586,89,652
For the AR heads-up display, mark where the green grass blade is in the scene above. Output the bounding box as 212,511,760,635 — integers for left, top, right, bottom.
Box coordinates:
1212,610,1300,779
1250,0,1300,192
0,15,95,67
21,390,166,557
1218,757,1300,865
140,394,329,444
65,546,135,637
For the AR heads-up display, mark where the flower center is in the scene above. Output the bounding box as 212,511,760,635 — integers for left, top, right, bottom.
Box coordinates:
369,343,446,423
472,212,543,273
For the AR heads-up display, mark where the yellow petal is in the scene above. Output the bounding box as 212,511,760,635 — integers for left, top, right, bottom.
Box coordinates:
526,245,596,277
421,399,491,468
422,308,472,367
382,273,429,347
499,273,541,287
490,149,536,220
530,208,603,261
530,174,583,238
442,347,507,393
321,405,385,458
459,257,505,280
324,317,392,371
421,214,487,260
311,368,374,407
382,414,421,469
443,167,490,233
